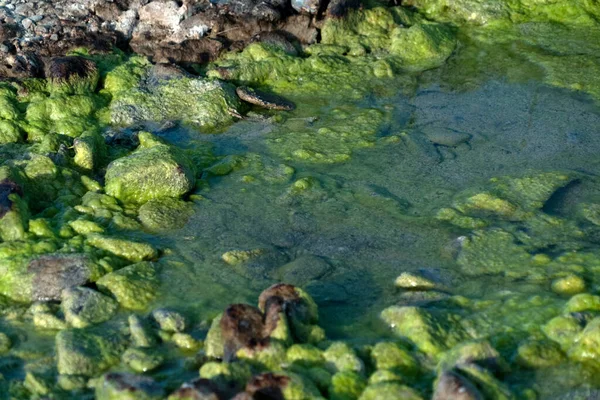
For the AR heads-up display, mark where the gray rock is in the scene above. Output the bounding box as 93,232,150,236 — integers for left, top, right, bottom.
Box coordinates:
28,254,92,302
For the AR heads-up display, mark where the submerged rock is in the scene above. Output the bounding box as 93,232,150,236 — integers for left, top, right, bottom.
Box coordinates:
96,262,159,310
0,178,28,242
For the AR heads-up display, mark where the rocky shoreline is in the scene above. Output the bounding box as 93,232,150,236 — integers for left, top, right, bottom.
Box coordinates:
0,0,360,79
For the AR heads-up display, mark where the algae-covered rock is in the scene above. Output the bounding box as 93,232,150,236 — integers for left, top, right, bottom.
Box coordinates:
129,314,159,348
62,286,118,328
204,314,225,359
167,378,223,400
564,293,600,313
395,272,437,290
568,317,600,364
551,274,586,296
122,347,165,373
56,328,127,376
438,341,507,375
515,339,565,368
542,315,584,350
287,344,325,367
329,371,367,400
96,262,159,310
96,372,164,400
323,342,364,375
138,197,194,231
86,234,158,262
73,130,106,172
105,132,196,204
151,308,187,332
0,120,23,144
109,76,240,130
276,255,333,287
359,382,423,400
370,342,418,376
381,306,467,357
456,363,514,400
0,177,28,242
0,333,11,354
199,361,253,392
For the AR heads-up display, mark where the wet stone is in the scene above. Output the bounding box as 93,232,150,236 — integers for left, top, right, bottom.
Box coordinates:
28,254,92,302
0,179,22,219
167,378,223,400
129,314,159,348
236,86,295,111
62,286,118,328
395,272,437,290
422,126,471,147
276,255,333,287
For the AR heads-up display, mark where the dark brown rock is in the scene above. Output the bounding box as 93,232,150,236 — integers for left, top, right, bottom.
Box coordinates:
169,378,223,400
45,56,98,85
220,304,270,361
245,373,290,400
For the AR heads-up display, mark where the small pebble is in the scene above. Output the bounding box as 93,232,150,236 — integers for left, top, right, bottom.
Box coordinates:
21,17,32,29
395,272,437,290
552,274,586,296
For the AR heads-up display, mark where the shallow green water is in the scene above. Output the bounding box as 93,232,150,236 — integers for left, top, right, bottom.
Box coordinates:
3,6,600,398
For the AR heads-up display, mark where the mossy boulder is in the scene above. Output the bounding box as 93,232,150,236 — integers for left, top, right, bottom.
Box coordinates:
323,342,365,375
56,328,127,376
370,342,419,376
96,261,159,310
329,371,367,400
108,76,240,130
86,234,158,262
359,382,423,400
105,132,196,204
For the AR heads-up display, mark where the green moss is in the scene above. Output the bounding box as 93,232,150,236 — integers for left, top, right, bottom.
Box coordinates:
199,361,252,390
96,262,158,310
551,275,586,296
0,120,23,144
105,132,196,204
0,193,29,242
204,314,225,359
542,315,584,351
69,218,105,235
73,130,106,172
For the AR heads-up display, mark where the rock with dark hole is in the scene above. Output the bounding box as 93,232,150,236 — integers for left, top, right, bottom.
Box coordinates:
220,304,269,361
236,86,295,111
245,373,290,400
45,56,99,95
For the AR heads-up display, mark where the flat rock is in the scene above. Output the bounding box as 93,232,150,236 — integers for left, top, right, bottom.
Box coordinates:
28,254,92,302
236,86,295,111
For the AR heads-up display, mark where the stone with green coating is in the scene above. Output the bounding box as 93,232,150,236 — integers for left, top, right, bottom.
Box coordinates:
96,372,164,400
204,314,225,359
329,371,367,400
359,383,423,400
86,234,157,262
515,339,565,368
96,262,158,310
564,293,600,313
542,315,584,350
323,342,364,375
122,347,165,372
151,308,187,332
437,340,507,375
381,306,468,357
370,342,418,376
129,314,159,348
62,286,118,328
568,317,600,364
199,361,252,392
368,370,403,385
105,132,196,205
0,332,11,354
287,343,325,367
55,328,128,376
73,130,106,172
